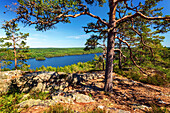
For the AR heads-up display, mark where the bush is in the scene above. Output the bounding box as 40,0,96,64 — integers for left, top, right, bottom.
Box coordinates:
0,93,23,113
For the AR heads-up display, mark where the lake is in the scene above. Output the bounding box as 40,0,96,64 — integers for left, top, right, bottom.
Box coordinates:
3,53,102,69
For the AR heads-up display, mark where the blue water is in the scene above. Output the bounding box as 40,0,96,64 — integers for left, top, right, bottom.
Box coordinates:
3,53,102,69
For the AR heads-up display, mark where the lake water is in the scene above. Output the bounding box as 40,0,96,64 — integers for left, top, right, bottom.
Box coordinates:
3,53,102,69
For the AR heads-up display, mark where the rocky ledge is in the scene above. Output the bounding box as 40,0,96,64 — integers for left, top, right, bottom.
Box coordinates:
0,70,104,94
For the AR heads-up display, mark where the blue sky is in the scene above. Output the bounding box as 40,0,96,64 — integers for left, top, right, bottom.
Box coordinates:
0,0,169,48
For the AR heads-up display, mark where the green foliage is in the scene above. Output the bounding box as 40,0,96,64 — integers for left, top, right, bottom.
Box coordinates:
37,61,94,73
148,104,170,113
140,74,168,86
20,64,31,71
0,41,12,71
29,91,51,100
35,56,46,60
39,65,47,71
0,93,23,113
1,61,12,68
112,45,170,86
0,91,51,113
92,54,105,70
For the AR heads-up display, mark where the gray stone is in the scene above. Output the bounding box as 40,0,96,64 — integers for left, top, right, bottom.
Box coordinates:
52,95,74,103
158,100,170,105
117,109,131,113
18,99,56,108
132,104,151,110
35,82,46,91
52,92,95,104
72,93,95,103
98,105,104,109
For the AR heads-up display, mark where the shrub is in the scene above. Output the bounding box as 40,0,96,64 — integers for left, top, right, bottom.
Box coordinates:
0,93,23,113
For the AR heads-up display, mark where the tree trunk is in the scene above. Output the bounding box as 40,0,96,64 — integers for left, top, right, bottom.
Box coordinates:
14,47,17,70
119,40,122,69
104,0,117,92
102,50,105,71
13,33,17,71
0,60,1,73
102,58,105,70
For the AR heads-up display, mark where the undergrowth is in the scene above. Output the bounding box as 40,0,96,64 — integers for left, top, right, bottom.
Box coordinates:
148,104,170,113
0,93,23,113
114,66,169,86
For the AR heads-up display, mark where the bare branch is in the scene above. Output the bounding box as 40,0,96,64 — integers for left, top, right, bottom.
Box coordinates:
116,12,170,24
65,12,109,26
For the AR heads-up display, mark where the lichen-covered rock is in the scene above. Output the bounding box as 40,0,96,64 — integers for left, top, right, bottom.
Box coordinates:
52,92,95,104
52,96,74,103
33,82,46,91
0,70,22,78
73,93,95,103
18,99,56,108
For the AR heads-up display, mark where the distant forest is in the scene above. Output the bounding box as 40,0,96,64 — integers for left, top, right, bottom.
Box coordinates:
2,48,103,60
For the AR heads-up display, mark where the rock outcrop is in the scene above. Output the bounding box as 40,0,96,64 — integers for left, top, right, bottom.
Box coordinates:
0,71,104,94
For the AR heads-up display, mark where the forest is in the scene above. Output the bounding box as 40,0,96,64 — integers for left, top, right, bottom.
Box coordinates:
0,47,102,60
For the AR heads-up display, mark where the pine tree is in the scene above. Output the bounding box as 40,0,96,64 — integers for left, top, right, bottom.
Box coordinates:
1,21,29,71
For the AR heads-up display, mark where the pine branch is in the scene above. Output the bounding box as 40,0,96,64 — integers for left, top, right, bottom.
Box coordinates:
116,12,170,24
130,18,154,57
116,36,148,75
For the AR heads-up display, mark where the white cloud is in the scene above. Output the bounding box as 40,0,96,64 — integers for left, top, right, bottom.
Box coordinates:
27,37,38,41
31,34,48,38
67,34,90,39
